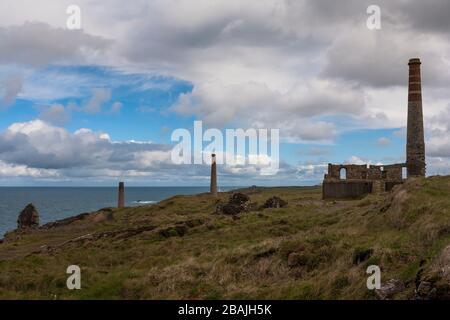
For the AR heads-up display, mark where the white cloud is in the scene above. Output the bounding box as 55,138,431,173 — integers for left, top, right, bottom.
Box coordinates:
345,156,367,165
0,74,23,108
427,132,450,158
377,137,391,146
296,162,328,182
0,119,304,183
427,157,450,176
1,0,450,179
172,79,361,141
0,22,111,67
1,1,450,135
322,26,450,88
0,160,58,178
84,88,111,113
0,120,171,171
110,101,123,113
37,104,71,125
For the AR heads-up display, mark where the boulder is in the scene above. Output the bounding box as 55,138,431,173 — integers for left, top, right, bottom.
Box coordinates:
415,245,450,300
219,203,242,215
215,193,256,215
263,196,288,209
229,193,250,206
17,203,39,229
416,281,436,299
242,201,258,212
375,279,405,300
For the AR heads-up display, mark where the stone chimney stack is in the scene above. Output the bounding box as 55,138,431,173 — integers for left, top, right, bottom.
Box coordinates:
210,153,217,196
118,181,125,208
406,58,426,177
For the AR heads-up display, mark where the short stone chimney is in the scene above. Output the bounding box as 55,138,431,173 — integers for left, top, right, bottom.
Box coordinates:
210,153,217,196
118,181,125,208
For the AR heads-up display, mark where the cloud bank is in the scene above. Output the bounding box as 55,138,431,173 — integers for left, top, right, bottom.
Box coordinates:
1,0,450,183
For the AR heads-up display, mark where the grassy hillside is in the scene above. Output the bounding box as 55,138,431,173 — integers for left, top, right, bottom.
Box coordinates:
1,176,450,299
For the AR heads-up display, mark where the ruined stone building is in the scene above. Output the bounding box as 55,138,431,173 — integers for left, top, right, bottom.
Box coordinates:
322,58,426,199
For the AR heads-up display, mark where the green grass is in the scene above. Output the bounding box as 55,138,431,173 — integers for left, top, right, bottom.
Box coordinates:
1,176,450,299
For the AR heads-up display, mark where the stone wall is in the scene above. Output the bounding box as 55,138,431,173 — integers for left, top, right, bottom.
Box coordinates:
322,181,373,199
385,181,404,192
324,163,405,182
322,163,406,199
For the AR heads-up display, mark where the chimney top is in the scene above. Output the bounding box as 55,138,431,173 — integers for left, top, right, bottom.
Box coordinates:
408,58,421,65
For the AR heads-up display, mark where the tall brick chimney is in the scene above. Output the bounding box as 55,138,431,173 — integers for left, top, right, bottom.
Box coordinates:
118,181,125,208
210,154,217,196
406,58,426,177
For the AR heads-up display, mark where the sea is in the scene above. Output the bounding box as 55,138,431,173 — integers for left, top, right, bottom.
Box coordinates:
0,186,234,237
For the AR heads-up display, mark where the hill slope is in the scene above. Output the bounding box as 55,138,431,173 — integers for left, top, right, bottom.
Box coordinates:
1,176,450,299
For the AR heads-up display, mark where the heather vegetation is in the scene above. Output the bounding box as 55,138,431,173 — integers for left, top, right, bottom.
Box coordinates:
1,176,450,299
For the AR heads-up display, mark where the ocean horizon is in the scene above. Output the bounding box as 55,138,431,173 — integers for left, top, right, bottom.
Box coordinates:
0,186,239,237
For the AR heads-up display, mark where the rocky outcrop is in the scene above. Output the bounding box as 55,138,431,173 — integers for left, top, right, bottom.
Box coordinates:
262,196,288,209
40,208,114,230
415,245,450,300
215,203,242,215
35,224,158,254
17,203,39,229
215,193,288,215
41,212,90,229
229,193,250,205
215,193,257,215
159,219,205,238
375,279,405,300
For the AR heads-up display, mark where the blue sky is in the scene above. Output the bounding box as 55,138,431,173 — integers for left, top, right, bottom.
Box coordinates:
2,65,404,155
0,64,407,185
0,0,449,186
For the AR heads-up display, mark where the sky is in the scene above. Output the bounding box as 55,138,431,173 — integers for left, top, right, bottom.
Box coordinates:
0,0,450,186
